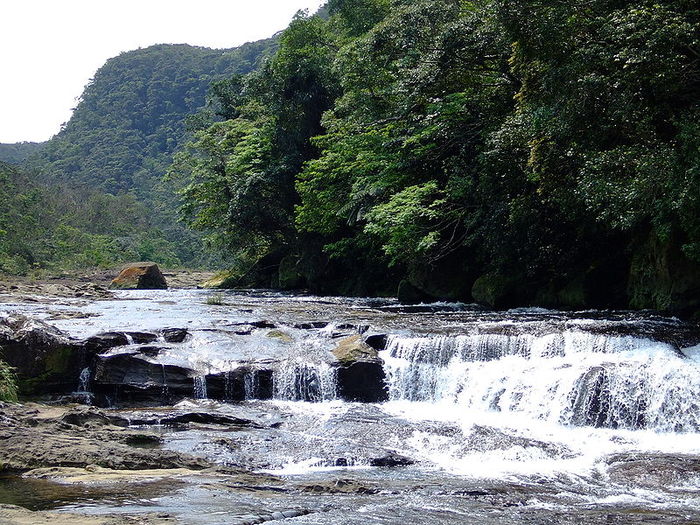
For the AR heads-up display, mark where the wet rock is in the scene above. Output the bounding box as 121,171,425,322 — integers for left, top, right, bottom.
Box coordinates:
249,320,276,329
84,332,129,352
294,321,329,329
136,346,165,357
92,353,195,405
369,451,414,467
127,332,159,344
109,262,168,290
363,333,388,351
607,453,700,488
0,314,88,395
160,327,189,343
301,479,379,494
192,368,275,402
266,329,293,343
332,336,388,402
126,411,263,428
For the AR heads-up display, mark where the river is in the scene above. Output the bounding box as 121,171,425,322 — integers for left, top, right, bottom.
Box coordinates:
2,288,700,524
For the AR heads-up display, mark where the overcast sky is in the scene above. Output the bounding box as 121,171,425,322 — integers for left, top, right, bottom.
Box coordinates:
0,0,325,143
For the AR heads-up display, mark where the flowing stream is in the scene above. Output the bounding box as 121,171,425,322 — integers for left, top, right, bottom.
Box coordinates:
2,289,700,523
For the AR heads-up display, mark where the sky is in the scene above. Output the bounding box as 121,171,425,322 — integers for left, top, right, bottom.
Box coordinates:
0,0,325,143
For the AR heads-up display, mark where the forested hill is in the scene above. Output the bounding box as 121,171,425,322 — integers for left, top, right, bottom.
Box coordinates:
0,39,276,270
30,41,276,193
172,0,700,318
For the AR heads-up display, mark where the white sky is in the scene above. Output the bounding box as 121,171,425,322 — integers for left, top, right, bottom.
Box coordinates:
0,0,325,143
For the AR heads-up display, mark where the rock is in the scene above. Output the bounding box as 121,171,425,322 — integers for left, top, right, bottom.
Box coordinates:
471,272,520,309
363,333,388,351
266,329,293,343
397,279,433,305
109,262,168,290
160,328,189,343
369,451,414,467
92,353,196,406
0,314,88,396
204,368,273,401
294,321,329,329
332,335,378,365
332,336,388,402
0,403,210,473
84,332,129,352
126,411,263,428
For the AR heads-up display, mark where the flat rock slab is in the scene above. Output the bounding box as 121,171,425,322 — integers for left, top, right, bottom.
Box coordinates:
0,504,174,524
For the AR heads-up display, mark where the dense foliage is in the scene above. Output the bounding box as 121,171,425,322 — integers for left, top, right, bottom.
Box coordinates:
0,162,181,274
173,1,700,314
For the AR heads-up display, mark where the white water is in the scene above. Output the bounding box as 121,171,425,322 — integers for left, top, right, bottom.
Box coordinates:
382,331,700,432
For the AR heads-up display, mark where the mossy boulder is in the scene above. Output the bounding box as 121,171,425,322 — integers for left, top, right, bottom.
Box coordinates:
628,233,700,318
109,262,167,290
0,314,87,396
278,255,306,290
266,330,294,343
471,272,520,309
332,335,378,365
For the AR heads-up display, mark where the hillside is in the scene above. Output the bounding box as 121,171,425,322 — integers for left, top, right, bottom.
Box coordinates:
0,39,276,269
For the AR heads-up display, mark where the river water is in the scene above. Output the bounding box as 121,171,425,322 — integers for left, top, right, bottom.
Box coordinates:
3,289,700,523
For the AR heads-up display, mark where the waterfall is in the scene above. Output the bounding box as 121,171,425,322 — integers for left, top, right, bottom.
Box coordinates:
273,361,337,402
77,367,91,393
382,331,700,432
193,376,208,399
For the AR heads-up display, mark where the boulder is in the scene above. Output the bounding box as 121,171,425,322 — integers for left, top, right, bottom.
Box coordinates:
83,331,158,352
160,328,189,343
0,314,88,395
332,336,388,402
471,272,519,309
109,262,168,290
397,280,433,305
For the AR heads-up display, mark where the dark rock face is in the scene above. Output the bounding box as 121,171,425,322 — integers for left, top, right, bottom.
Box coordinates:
92,353,195,406
337,362,388,403
332,336,388,403
0,314,88,395
84,332,129,352
364,333,388,351
109,262,168,290
160,328,189,343
204,368,273,402
84,331,158,352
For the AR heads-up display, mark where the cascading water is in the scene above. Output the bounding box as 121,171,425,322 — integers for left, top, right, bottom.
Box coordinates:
77,367,91,393
193,376,208,399
382,330,700,432
273,360,337,402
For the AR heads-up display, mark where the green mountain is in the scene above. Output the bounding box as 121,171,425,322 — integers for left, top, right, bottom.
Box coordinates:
0,39,276,270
